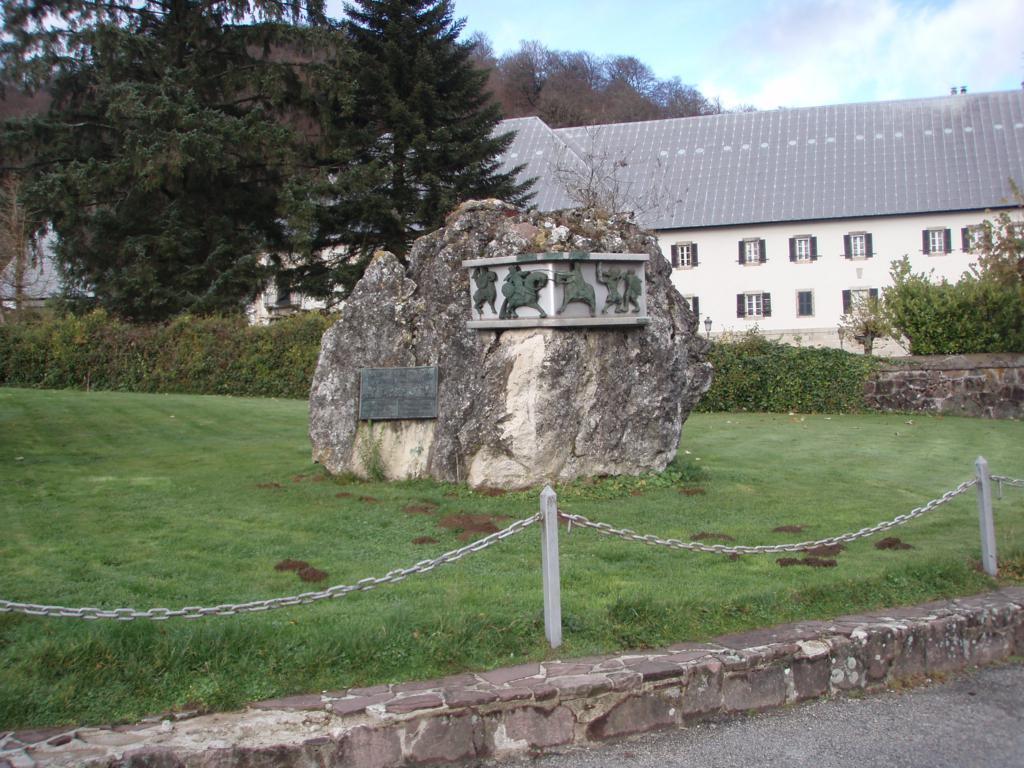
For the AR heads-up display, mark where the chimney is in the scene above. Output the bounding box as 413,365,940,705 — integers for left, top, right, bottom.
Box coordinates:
960,86,967,94
950,86,957,95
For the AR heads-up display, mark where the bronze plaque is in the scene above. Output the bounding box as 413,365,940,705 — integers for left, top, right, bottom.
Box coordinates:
359,366,438,420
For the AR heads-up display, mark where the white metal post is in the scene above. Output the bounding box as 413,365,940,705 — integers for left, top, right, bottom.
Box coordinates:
540,485,563,648
975,456,998,577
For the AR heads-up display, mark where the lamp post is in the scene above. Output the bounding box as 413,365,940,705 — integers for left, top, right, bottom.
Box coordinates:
703,316,712,337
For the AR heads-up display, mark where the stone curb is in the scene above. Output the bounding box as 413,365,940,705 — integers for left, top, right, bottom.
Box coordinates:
4,587,1023,768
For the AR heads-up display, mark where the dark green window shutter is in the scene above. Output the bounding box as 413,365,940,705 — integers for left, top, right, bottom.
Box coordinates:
943,228,952,253
961,227,970,251
737,294,745,317
922,229,930,254
789,238,797,262
811,236,818,261
759,239,767,263
670,244,679,267
738,240,745,264
865,233,873,258
691,296,700,316
692,244,699,266
842,289,852,314
762,293,772,317
844,234,852,259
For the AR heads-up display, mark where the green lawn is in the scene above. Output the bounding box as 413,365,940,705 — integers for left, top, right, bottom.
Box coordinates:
1,388,1022,729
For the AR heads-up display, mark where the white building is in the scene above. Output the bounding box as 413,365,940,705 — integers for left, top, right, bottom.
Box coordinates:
496,89,1024,352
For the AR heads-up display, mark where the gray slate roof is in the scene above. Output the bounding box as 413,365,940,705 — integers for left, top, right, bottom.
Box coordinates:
496,90,1024,230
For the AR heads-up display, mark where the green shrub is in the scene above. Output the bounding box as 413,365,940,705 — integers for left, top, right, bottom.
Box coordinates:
697,332,879,413
0,311,333,399
884,257,1024,355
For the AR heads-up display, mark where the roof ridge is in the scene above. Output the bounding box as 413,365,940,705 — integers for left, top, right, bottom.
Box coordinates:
543,88,1024,135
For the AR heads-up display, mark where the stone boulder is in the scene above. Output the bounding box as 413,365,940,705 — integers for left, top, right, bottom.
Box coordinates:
309,200,712,490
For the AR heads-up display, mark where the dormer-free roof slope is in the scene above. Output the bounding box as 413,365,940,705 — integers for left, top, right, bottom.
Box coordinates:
496,90,1024,230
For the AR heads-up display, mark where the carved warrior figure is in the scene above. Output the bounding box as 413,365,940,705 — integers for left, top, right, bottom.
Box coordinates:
596,263,642,314
499,264,550,319
596,264,623,314
621,270,642,313
471,266,498,317
553,261,596,316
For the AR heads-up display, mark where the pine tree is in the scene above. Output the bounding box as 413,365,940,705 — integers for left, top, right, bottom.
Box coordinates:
343,0,531,256
1,0,360,321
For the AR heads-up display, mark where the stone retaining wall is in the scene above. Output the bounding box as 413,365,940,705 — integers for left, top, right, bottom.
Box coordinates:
864,353,1024,418
4,588,1023,768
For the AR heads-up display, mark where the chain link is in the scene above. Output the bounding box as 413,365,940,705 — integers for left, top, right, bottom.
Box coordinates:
559,479,978,556
0,513,541,621
0,473,1012,619
990,475,1024,489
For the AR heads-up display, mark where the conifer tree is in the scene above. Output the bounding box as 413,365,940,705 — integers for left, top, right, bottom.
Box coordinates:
1,0,360,320
343,0,531,256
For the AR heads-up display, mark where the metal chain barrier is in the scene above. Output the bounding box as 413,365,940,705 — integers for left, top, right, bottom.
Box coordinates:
0,512,541,621
990,475,1024,489
558,479,978,556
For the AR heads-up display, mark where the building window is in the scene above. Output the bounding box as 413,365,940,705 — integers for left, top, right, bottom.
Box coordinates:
738,238,766,265
843,232,873,259
737,292,771,318
924,228,951,255
671,242,698,268
683,295,700,316
842,288,879,314
796,290,813,317
961,225,987,252
746,293,762,317
789,235,816,262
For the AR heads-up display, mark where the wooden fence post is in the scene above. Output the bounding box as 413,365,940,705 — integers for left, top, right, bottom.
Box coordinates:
975,456,997,577
540,485,562,648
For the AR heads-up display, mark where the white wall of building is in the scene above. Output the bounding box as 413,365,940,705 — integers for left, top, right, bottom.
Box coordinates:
659,209,1001,353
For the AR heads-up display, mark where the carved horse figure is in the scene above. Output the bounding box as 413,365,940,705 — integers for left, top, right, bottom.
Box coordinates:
553,261,596,316
499,265,550,319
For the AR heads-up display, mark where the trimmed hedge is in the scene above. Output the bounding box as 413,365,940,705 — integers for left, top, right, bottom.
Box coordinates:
0,311,333,399
697,333,880,414
2,317,877,412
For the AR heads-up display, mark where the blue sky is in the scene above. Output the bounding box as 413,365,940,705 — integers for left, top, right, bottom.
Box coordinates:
437,0,1024,111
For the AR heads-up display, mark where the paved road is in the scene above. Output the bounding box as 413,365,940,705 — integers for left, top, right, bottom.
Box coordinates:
490,662,1024,768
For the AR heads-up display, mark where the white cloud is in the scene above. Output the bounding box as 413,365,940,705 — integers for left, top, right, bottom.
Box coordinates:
704,0,1024,109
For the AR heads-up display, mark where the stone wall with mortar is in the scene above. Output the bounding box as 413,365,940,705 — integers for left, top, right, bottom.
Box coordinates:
864,353,1024,419
6,588,1023,768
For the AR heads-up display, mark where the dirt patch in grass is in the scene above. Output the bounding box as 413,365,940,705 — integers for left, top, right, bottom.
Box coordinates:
678,487,706,496
777,556,837,568
439,513,510,541
803,543,845,557
297,566,328,583
412,536,438,545
292,474,326,483
692,531,734,542
358,496,379,504
335,492,353,499
875,537,913,550
403,502,439,515
274,559,309,572
629,489,644,497
257,482,283,490
772,525,805,533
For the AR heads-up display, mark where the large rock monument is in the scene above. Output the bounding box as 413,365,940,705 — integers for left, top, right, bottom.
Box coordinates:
309,200,712,490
